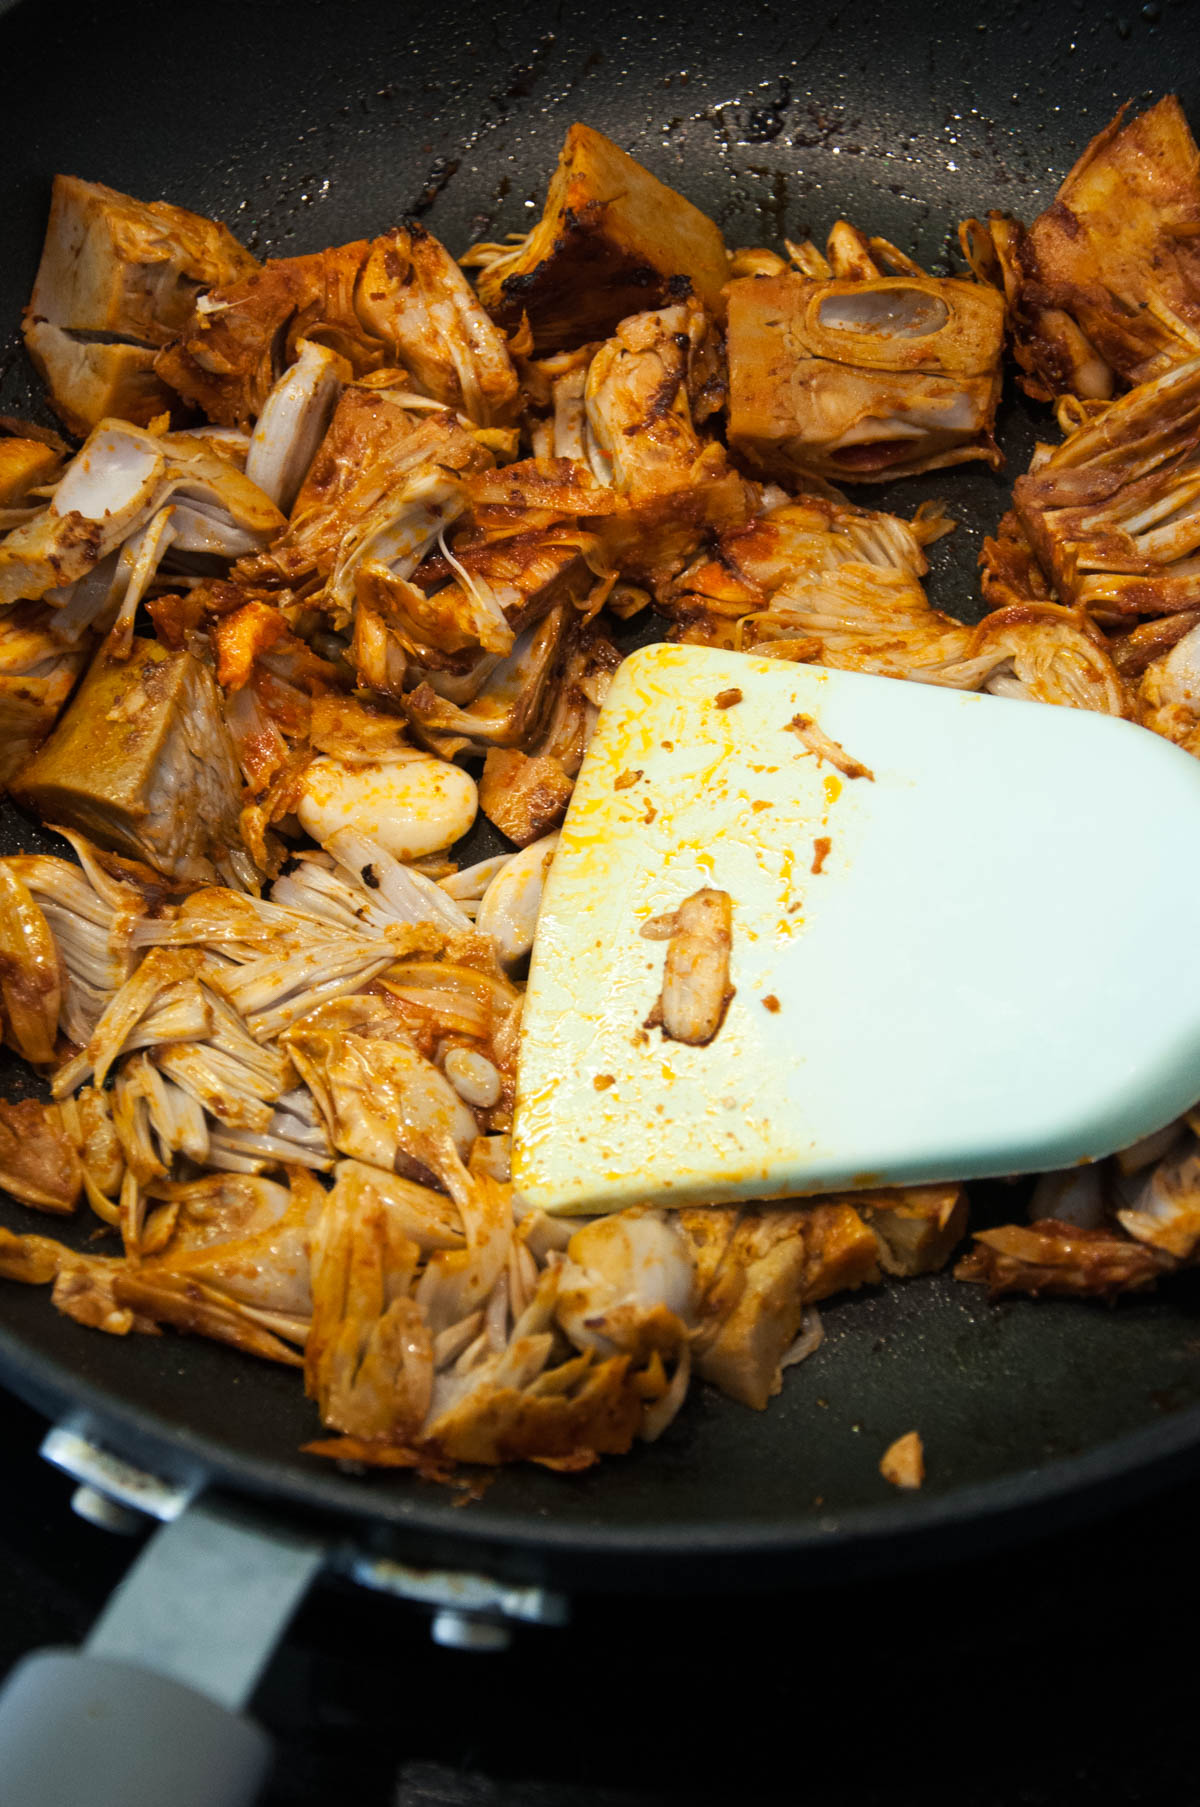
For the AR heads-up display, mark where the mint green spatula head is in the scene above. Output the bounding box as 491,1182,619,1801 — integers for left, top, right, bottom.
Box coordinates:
511,643,1200,1217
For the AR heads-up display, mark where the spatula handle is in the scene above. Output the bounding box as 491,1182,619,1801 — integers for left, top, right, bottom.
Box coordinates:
0,1495,327,1807
0,1650,271,1807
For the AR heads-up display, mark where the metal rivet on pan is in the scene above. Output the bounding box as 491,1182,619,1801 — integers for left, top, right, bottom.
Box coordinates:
70,1483,146,1536
42,1423,198,1524
346,1552,569,1629
429,1609,513,1652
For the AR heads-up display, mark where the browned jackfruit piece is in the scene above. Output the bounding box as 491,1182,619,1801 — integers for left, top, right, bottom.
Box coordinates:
408,524,595,648
1014,356,1200,618
158,225,518,429
0,439,61,507
252,386,424,587
685,1202,879,1410
1135,619,1200,754
978,509,1056,613
402,607,567,753
22,325,171,437
856,1184,968,1277
354,226,519,425
157,241,375,427
478,748,574,846
665,497,986,683
979,97,1200,401
955,1218,1175,1297
725,271,1004,483
581,300,753,589
468,124,729,352
11,637,244,884
0,603,90,786
880,1430,925,1490
22,175,258,432
0,1100,81,1215
26,175,258,347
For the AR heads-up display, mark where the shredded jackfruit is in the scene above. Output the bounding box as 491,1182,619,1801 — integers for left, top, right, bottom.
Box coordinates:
2,102,1199,1480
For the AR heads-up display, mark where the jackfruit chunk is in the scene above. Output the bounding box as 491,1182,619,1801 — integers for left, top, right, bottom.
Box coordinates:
22,175,257,432
0,438,60,507
469,124,728,352
27,175,258,348
21,325,168,437
725,271,1004,483
979,97,1200,401
12,637,245,884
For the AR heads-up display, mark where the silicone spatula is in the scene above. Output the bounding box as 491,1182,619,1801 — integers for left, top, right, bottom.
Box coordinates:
511,642,1200,1216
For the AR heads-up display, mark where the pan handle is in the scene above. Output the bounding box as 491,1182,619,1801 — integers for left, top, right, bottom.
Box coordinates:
0,1499,326,1807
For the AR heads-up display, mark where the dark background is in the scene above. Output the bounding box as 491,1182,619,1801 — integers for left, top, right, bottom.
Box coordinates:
2,1380,1193,1806
0,0,1197,1795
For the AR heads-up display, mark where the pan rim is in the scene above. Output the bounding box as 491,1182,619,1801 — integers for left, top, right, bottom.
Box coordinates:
3,1311,1198,1578
2,0,1199,1589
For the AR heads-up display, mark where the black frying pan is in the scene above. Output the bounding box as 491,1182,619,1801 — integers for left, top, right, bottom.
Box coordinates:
1,0,1199,1605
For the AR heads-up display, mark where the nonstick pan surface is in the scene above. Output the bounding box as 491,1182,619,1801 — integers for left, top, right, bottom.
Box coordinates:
1,0,1198,1592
